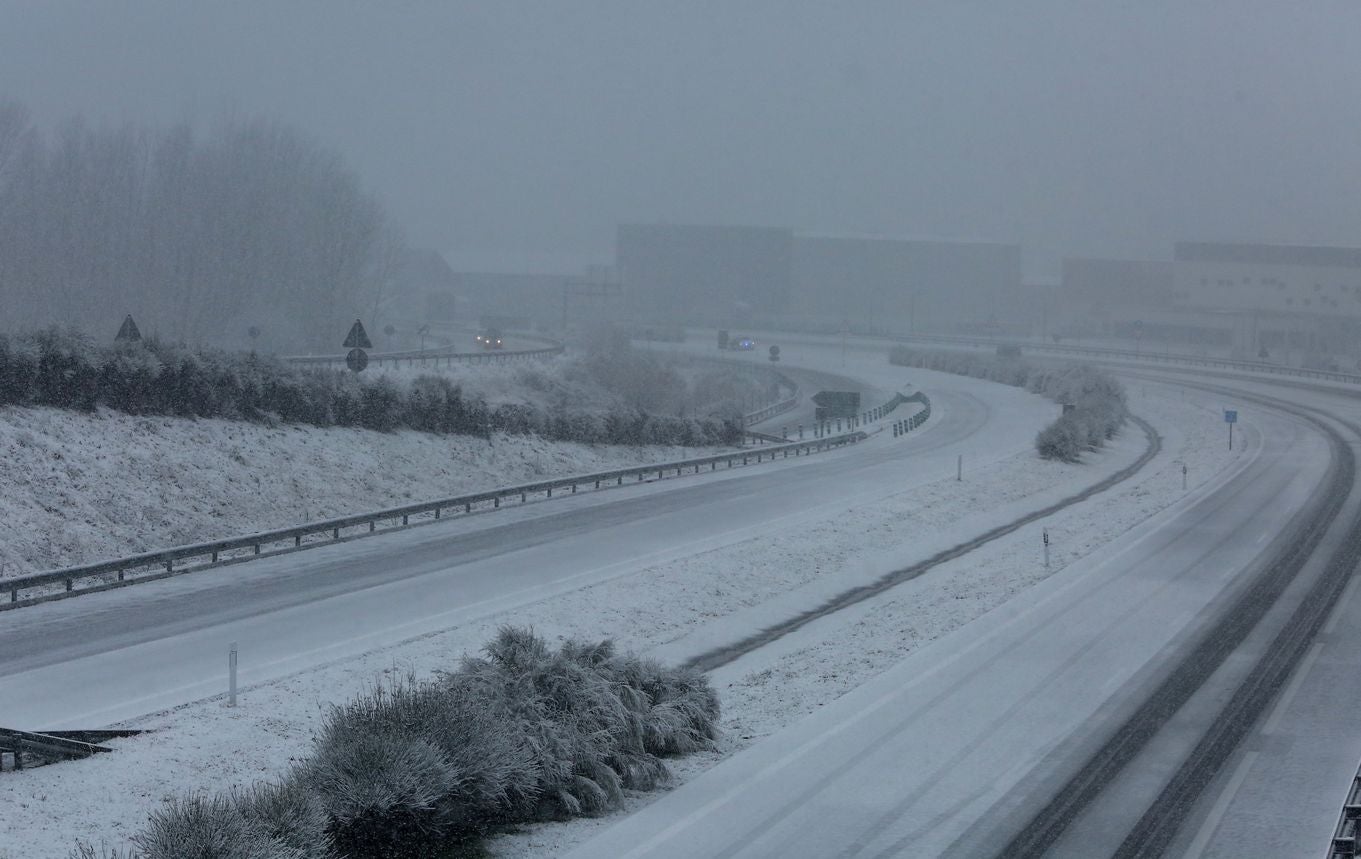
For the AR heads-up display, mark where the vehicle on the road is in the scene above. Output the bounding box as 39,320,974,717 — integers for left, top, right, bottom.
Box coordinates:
729,336,756,351
475,328,504,349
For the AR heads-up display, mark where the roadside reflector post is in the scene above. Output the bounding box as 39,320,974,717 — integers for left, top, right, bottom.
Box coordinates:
957,454,963,481
1183,462,1189,491
798,424,804,439
1043,528,1050,569
228,642,238,707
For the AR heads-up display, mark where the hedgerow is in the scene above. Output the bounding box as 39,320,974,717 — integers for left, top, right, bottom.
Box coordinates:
0,327,742,447
72,627,720,859
888,346,1128,462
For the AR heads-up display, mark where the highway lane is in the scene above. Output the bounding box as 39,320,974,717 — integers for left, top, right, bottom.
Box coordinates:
0,368,1051,731
562,385,1333,859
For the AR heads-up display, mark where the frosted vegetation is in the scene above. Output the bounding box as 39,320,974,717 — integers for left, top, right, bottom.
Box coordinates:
0,97,401,352
887,346,1128,462
0,327,749,447
69,627,720,859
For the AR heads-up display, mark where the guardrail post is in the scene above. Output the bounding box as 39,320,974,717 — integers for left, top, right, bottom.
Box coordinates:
228,642,238,708
798,424,804,439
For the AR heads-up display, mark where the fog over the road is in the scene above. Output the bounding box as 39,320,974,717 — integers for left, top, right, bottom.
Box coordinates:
3,1,1359,271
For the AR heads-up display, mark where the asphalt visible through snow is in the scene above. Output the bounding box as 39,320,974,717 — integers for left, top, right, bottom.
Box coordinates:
562,373,1341,859
0,367,1049,730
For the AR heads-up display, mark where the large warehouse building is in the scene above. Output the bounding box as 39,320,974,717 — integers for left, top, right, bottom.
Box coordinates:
616,224,1021,333
616,224,794,325
1171,241,1361,362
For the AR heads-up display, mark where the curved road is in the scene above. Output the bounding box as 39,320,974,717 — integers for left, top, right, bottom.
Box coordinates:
565,361,1361,859
0,344,1051,731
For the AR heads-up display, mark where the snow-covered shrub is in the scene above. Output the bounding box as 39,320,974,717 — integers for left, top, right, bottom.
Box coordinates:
0,333,39,406
28,327,101,410
888,346,1128,461
232,777,333,859
455,627,720,820
305,720,460,857
599,653,721,756
66,844,140,859
98,343,164,415
132,794,295,859
83,627,719,859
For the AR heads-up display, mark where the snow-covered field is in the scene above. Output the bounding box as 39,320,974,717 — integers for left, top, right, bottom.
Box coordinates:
0,380,1240,858
0,404,727,578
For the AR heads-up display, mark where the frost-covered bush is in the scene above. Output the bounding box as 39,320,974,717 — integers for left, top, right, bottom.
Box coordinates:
131,794,295,859
888,346,1128,461
90,627,720,859
455,628,720,820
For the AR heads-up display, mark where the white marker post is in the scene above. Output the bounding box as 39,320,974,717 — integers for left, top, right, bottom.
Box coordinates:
1183,462,1188,491
957,454,963,482
228,642,238,707
1043,528,1050,569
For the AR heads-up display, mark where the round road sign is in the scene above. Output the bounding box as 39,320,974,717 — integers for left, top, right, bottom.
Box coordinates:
346,348,369,373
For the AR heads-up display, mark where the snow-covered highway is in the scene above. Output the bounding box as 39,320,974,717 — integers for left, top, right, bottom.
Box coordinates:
562,383,1333,858
0,351,1050,732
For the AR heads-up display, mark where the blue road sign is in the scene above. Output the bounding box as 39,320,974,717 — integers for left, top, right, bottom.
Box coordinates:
1224,410,1238,423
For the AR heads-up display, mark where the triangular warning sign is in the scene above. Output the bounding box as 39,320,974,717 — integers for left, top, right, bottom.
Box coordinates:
116,315,141,342
342,319,372,349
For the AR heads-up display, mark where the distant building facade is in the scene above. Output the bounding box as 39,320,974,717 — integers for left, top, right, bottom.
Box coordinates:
1055,258,1175,339
616,224,794,324
791,236,1021,334
1172,241,1361,361
616,224,1019,332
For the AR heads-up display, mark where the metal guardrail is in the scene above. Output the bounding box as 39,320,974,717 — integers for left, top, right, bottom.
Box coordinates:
890,332,1361,387
1329,767,1361,858
2,430,868,610
281,337,565,368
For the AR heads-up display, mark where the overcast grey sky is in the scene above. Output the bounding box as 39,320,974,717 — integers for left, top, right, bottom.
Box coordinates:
3,1,1358,273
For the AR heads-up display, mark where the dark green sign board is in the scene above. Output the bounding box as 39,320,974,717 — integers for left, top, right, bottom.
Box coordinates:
812,390,860,417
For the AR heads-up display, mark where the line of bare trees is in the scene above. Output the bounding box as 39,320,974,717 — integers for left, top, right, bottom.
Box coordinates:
0,96,403,351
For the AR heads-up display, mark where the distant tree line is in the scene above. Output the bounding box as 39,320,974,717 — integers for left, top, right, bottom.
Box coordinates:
0,328,743,447
0,96,402,351
887,346,1128,462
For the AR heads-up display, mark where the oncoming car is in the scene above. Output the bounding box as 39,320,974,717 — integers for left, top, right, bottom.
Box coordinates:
475,328,504,349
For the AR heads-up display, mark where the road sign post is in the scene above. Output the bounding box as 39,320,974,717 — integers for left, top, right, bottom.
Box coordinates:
1224,409,1238,450
228,642,238,707
343,319,372,374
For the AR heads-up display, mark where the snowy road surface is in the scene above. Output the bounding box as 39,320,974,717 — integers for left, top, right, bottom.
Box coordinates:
0,357,1051,730
563,387,1333,858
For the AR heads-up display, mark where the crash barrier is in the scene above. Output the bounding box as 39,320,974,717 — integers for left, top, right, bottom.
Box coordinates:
0,728,142,771
2,431,868,610
891,392,932,438
1328,765,1361,858
889,332,1361,387
282,336,565,369
806,390,931,439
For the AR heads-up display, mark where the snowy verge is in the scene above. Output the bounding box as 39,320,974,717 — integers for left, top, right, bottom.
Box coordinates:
0,383,1235,859
0,405,728,579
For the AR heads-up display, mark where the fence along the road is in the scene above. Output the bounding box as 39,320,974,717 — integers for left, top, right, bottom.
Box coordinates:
3,430,867,610
281,335,565,368
890,331,1361,386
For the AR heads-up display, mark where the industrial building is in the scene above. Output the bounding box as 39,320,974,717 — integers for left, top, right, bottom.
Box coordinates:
616,224,1021,333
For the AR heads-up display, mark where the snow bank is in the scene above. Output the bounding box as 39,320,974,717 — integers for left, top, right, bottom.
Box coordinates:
0,405,726,578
